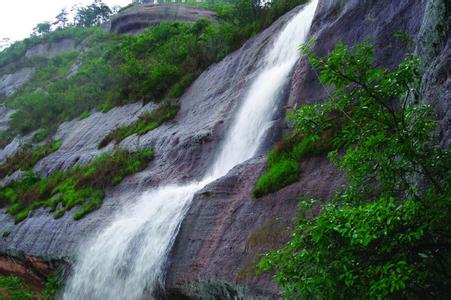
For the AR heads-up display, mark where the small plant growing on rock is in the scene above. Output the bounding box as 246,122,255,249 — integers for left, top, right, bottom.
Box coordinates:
0,148,154,223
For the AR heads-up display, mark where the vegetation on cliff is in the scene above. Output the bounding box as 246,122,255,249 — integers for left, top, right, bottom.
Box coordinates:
0,0,309,149
0,274,61,300
0,275,35,299
98,100,178,148
259,40,451,298
0,148,153,223
0,140,61,178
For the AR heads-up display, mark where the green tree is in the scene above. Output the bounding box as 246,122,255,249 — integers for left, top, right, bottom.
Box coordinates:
54,8,69,28
32,22,51,36
74,0,112,28
259,40,451,298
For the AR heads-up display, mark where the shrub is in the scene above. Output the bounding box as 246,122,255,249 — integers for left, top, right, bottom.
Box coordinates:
32,128,50,143
0,276,34,299
253,158,300,198
0,148,154,223
43,273,63,300
254,130,335,198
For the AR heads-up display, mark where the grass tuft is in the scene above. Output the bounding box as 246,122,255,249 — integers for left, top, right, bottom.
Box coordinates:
253,129,336,198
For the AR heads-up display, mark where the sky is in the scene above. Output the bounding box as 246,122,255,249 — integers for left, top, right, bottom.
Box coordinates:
0,0,132,43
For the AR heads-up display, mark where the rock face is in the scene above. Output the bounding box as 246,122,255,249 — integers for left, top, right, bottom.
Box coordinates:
0,67,34,96
33,102,156,177
417,0,450,147
109,4,217,34
0,0,449,298
0,105,13,132
165,156,344,298
24,38,77,59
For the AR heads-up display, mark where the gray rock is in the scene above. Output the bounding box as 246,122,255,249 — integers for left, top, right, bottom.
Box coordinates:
33,102,156,176
109,4,217,34
0,67,34,96
0,135,32,164
0,105,14,133
0,169,25,187
416,0,450,147
24,38,77,59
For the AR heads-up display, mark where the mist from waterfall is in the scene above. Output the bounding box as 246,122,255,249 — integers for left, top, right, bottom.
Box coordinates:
63,1,318,298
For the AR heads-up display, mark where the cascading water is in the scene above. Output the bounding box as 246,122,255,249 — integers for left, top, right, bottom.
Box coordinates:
63,1,318,298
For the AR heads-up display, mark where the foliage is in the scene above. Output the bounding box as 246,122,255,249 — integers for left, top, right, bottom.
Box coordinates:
253,129,335,197
259,41,451,298
74,0,112,28
0,148,153,223
253,157,300,198
0,140,61,179
99,101,178,148
0,275,34,299
33,22,51,36
1,19,245,147
32,128,51,143
43,273,63,300
0,273,62,300
54,9,70,29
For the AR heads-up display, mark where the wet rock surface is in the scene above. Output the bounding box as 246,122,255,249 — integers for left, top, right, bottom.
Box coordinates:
109,4,217,34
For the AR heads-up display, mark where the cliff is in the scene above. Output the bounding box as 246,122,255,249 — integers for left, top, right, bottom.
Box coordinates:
108,4,217,34
0,0,449,299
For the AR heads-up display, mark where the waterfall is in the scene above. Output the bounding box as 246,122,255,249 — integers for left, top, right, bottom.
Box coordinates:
63,1,318,298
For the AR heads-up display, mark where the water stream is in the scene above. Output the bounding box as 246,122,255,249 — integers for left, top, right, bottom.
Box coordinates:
64,1,318,298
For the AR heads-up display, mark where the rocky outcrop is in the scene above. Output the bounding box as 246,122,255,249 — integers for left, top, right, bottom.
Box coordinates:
0,67,34,96
288,0,425,107
0,106,13,132
109,4,217,34
24,38,77,59
33,102,156,177
0,135,32,164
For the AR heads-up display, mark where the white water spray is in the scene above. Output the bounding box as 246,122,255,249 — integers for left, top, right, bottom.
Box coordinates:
64,1,317,298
